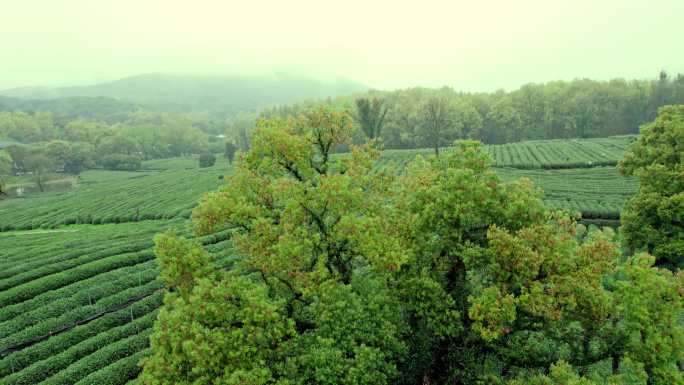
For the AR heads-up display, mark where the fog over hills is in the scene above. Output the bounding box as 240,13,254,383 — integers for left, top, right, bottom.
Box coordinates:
0,72,367,117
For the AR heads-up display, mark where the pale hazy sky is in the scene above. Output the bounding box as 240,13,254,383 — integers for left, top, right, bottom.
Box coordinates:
1,0,683,91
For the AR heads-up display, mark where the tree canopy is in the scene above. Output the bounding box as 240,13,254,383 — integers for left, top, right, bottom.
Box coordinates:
263,73,684,147
141,107,684,385
0,150,11,197
619,104,684,268
354,96,388,139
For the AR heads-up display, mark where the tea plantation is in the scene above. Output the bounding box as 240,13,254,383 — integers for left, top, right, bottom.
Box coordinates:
0,136,638,384
379,135,637,170
0,164,228,231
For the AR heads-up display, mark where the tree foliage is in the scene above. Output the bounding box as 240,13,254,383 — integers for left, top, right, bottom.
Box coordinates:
142,107,408,385
142,107,684,385
23,152,52,192
100,154,142,171
0,150,11,197
198,153,216,168
418,96,459,156
354,97,388,139
44,140,96,175
224,142,237,164
0,110,212,167
263,72,684,147
619,105,684,268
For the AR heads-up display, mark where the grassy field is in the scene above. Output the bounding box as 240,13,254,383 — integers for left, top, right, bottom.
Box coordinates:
0,135,638,385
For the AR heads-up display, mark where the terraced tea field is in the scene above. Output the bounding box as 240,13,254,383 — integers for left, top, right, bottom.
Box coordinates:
486,135,636,169
0,166,228,231
379,135,637,170
0,221,236,385
0,135,638,384
497,167,637,219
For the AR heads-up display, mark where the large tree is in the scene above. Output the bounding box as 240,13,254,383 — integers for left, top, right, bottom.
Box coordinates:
141,107,684,385
141,107,408,385
355,96,389,140
43,140,95,175
619,104,684,268
0,150,11,197
23,152,52,192
64,142,96,175
418,96,460,156
224,141,237,164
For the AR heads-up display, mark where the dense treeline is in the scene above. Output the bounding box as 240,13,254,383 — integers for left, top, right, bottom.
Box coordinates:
619,105,684,269
0,110,227,180
263,71,684,148
0,96,139,124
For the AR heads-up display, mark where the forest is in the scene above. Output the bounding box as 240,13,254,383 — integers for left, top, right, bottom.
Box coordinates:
264,71,684,146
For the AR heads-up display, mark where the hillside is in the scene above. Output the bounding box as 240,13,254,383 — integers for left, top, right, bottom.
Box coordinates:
0,136,638,384
0,73,367,118
0,96,140,124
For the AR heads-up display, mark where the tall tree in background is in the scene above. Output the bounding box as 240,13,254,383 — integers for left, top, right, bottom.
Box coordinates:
355,96,388,139
647,71,673,120
63,142,96,175
23,152,52,192
619,104,684,268
454,101,484,140
486,98,523,143
0,150,11,198
418,96,459,156
4,145,29,175
224,142,237,164
44,140,72,171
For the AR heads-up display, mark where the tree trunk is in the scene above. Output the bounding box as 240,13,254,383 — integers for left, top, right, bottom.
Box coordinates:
36,176,44,192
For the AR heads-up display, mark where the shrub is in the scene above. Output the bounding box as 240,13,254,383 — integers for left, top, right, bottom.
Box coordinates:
100,154,142,171
198,153,216,168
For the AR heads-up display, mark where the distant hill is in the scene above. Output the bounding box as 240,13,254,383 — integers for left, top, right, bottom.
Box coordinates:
0,73,368,118
0,96,140,123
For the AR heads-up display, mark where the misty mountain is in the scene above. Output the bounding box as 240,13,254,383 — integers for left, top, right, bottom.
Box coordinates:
0,96,140,123
0,73,367,117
